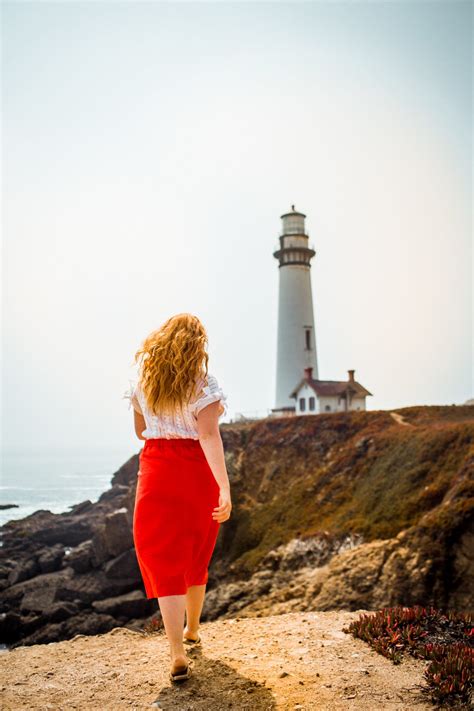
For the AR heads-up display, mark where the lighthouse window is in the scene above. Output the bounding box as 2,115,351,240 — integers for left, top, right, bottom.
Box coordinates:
299,397,306,411
305,329,311,349
285,216,304,234
309,396,315,411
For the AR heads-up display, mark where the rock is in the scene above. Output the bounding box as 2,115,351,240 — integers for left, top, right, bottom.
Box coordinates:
259,533,362,573
10,611,117,648
17,613,44,635
8,558,40,586
97,485,129,505
103,549,141,582
68,500,94,516
0,456,143,646
90,525,110,567
107,454,140,489
0,560,16,590
37,544,64,574
2,509,98,548
450,521,474,610
0,610,44,641
310,539,400,610
0,611,21,642
203,581,248,618
67,540,94,573
14,568,75,614
103,508,134,558
45,601,81,623
92,590,154,618
55,569,136,604
90,508,134,567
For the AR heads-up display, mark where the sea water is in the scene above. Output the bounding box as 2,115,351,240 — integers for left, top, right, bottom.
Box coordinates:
0,445,138,529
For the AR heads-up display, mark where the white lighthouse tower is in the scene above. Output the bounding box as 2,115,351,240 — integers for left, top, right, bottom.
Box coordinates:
273,205,319,412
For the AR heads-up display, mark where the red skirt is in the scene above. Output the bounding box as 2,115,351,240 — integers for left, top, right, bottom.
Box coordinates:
132,437,221,598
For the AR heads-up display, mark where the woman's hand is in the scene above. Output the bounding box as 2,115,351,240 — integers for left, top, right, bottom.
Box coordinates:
212,488,232,523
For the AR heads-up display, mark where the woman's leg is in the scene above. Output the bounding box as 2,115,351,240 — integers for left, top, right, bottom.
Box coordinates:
157,594,188,670
184,584,206,638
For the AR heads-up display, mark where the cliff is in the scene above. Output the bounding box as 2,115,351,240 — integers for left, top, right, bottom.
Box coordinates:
1,405,473,648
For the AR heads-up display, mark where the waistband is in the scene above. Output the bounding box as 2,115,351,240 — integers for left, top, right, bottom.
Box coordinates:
142,437,201,450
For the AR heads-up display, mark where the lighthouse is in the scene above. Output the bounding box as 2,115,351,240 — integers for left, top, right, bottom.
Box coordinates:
273,205,319,412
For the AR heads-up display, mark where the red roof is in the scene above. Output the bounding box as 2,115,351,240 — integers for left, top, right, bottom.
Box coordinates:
290,377,372,399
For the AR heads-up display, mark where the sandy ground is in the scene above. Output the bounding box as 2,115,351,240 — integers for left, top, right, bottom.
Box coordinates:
0,610,432,710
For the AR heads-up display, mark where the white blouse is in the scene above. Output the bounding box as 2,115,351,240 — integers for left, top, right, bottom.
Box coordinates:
124,372,228,440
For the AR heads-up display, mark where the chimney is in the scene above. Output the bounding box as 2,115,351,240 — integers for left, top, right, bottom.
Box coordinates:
304,367,313,380
348,369,355,382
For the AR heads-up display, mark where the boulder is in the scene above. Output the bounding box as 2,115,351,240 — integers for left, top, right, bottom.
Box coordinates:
107,454,140,489
0,559,17,587
103,508,134,557
10,611,117,648
3,510,98,548
259,532,362,573
89,508,134,567
67,500,94,516
92,590,155,618
90,525,110,567
7,558,40,586
8,568,76,614
450,523,474,610
308,538,402,610
56,568,137,604
0,610,45,640
97,484,129,505
67,540,94,573
45,601,81,623
37,544,64,574
103,548,141,583
0,611,21,642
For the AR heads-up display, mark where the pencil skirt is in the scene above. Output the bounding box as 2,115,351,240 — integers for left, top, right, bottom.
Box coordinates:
132,437,221,598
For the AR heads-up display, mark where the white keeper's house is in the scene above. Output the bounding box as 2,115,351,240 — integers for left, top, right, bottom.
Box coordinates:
290,366,372,415
271,205,373,417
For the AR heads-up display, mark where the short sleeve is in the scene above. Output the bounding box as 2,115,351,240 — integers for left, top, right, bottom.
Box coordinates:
188,374,228,419
123,381,143,415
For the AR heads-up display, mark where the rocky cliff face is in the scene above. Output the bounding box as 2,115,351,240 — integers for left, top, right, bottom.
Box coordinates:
1,405,473,648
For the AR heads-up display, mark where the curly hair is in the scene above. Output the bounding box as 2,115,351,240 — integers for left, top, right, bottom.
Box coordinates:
133,313,209,417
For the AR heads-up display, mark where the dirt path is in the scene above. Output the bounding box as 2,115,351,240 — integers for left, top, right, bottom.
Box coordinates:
390,412,414,427
1,610,431,710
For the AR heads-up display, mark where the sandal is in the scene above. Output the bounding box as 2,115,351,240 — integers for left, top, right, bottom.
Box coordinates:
183,633,201,646
169,658,193,683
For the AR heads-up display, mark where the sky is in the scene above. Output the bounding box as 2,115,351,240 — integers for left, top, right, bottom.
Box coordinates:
2,0,472,454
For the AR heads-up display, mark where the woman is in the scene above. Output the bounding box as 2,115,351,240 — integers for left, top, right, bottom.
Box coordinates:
125,312,232,683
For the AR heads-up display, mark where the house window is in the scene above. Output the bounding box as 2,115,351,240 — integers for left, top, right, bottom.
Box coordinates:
299,397,306,412
309,396,315,411
325,405,331,412
305,329,311,350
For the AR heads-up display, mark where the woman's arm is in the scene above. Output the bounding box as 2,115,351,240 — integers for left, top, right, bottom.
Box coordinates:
196,401,232,522
133,410,147,440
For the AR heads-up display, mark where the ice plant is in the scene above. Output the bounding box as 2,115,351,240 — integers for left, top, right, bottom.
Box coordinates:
343,605,473,707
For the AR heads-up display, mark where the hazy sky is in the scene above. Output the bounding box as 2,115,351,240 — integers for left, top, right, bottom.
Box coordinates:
2,0,472,453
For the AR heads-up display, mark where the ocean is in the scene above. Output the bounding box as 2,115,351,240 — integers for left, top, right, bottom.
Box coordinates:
0,445,139,529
